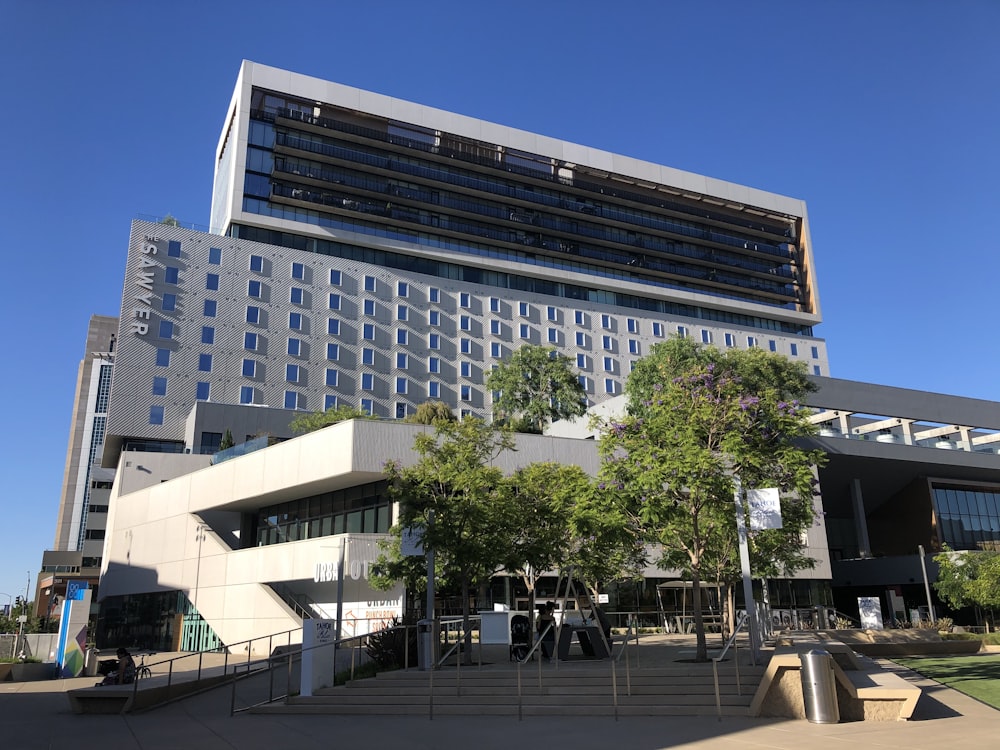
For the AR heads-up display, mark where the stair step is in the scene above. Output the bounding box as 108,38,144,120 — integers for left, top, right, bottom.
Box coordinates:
253,702,750,717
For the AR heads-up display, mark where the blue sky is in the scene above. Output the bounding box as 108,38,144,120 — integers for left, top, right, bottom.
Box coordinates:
1,1,997,603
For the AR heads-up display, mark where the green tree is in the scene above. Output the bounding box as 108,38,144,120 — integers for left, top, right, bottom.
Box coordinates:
160,214,180,227
289,404,378,434
376,418,517,662
219,429,235,451
934,547,1000,611
486,345,587,433
597,337,823,661
403,400,456,425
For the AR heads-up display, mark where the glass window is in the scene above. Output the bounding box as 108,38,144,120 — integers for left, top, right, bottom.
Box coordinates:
576,331,586,347
428,381,440,398
429,357,440,373
604,356,614,372
676,325,687,338
605,379,616,394
577,353,587,368
429,287,439,303
460,315,471,331
548,328,558,343
578,375,588,390
248,280,262,298
429,333,440,350
208,247,221,265
520,324,530,339
284,391,299,409
324,394,338,410
461,361,472,378
289,312,302,330
325,369,338,387
155,348,170,367
363,323,376,340
327,343,339,360
196,381,210,401
158,320,173,339
460,338,471,354
747,336,757,348
396,403,407,419
249,255,263,272
246,306,260,324
519,302,530,317
460,292,471,308
652,322,663,337
240,385,254,404
329,269,342,285
790,343,798,356
167,240,181,258
603,335,613,350
286,364,299,383
149,405,164,425
769,340,777,352
397,305,408,321
206,273,219,291
290,287,304,305
491,320,501,336
161,293,176,312
547,306,557,321
242,359,256,377
602,314,612,329
287,338,301,356
429,310,440,326
397,281,408,297
291,262,305,280
461,385,472,401
362,348,375,365
361,398,374,415
361,373,374,390
575,310,585,326
627,318,638,333
199,353,212,372
491,342,502,358
203,299,217,317
364,275,376,292
152,376,167,396
725,333,736,347
813,365,821,375
364,299,376,316
165,266,179,284
702,329,712,344
397,328,408,345
628,339,639,355
812,346,820,359
396,377,408,394
396,352,408,369
490,297,500,313
244,331,257,350
327,318,340,335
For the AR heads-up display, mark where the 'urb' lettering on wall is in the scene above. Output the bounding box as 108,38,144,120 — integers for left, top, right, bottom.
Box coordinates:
131,238,159,336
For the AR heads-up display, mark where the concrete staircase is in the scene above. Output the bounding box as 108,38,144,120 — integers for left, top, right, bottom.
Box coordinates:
256,659,765,717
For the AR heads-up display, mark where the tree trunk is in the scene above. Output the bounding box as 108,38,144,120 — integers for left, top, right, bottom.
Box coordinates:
692,568,708,662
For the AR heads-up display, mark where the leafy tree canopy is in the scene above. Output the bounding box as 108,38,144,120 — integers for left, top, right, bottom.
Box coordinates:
289,404,379,434
485,345,587,433
403,400,457,425
934,547,1000,610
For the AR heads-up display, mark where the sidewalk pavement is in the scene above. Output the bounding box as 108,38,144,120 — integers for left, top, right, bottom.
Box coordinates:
1,638,997,750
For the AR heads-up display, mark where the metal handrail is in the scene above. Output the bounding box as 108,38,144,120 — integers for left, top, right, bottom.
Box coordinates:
611,616,637,721
514,621,556,721
711,611,750,719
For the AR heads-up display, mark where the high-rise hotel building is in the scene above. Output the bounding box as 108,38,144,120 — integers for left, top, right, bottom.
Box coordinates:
104,61,827,462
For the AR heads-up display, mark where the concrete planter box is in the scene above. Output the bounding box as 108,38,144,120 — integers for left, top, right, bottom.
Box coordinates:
4,662,54,682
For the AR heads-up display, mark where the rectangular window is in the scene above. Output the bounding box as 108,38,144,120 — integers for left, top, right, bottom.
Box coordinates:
520,323,530,339
246,306,260,324
701,329,712,344
196,381,210,401
326,343,339,360
547,306,558,322
329,269,342,285
460,292,471,308
239,385,254,404
605,378,617,395
490,320,501,336
362,348,375,366
152,376,167,396
429,310,440,326
429,357,440,374
519,302,530,317
167,240,181,258
790,343,799,356
491,342,502,358
652,322,663,337
578,375,589,390
460,338,471,354
289,312,302,330
286,364,299,383
284,391,300,409
290,287,304,305
244,331,257,350
602,335,613,351
165,266,179,284
161,293,176,312
206,273,219,291
547,328,558,343
242,359,256,377
627,318,638,333
364,299,376,316
429,333,440,350
291,262,305,280
747,336,758,348
604,356,614,372
158,320,173,339
725,333,736,347
429,287,439,303
628,339,639,355
149,405,164,425
461,361,472,378
248,280,261,298
428,381,440,398
208,247,221,265
576,331,586,347
327,318,340,335
156,348,170,367
396,281,408,297
324,394,338,410
396,352,408,369
676,325,687,338
199,353,212,372
575,310,585,326
361,398,374,415
287,338,301,356
396,377,408,394
396,403,407,419
203,299,217,317
460,315,471,331
490,297,500,313
813,365,822,375
461,384,472,401
363,323,376,340
361,373,374,390
811,346,819,359
768,340,777,352
601,314,612,330
364,275,376,292
576,353,587,369
397,304,408,321
249,255,263,272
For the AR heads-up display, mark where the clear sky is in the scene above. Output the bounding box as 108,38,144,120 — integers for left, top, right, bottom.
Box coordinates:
0,1,997,604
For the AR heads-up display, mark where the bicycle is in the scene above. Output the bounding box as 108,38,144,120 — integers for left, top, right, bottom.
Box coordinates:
136,652,155,680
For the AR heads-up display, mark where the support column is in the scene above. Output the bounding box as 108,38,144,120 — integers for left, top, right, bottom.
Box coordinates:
850,478,872,558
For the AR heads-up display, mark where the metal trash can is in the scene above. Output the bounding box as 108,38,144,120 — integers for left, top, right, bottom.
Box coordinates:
800,649,839,723
84,648,99,677
417,619,438,671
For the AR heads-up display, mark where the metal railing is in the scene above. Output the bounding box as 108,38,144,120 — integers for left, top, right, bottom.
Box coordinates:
711,611,750,719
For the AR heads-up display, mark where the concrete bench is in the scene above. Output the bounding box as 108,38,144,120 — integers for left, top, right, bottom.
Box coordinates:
67,686,135,714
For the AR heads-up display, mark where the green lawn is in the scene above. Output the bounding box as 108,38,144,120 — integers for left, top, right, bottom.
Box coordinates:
894,654,1000,710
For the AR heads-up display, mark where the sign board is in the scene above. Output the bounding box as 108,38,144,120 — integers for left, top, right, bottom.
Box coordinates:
858,596,884,630
300,619,337,697
597,594,609,604
747,488,782,530
400,526,424,556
